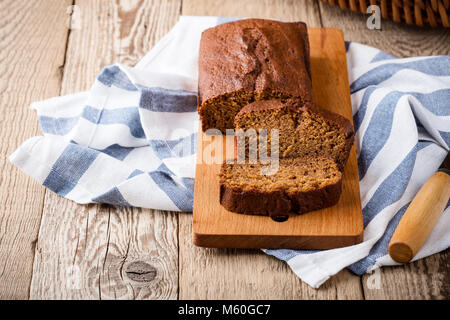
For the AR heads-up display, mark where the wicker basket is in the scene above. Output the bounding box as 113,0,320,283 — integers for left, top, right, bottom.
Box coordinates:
320,0,449,27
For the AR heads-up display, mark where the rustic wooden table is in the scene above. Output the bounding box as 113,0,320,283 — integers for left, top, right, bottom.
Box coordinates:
1,0,449,300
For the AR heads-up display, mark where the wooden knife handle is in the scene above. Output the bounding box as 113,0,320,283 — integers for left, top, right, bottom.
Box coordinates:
388,171,450,263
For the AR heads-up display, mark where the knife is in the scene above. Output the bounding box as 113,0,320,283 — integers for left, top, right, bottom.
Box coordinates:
388,150,450,263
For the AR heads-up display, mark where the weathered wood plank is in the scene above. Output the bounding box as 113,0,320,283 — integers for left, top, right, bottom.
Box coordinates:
180,213,363,299
0,0,71,299
31,200,178,299
58,0,183,84
182,0,323,27
362,250,450,299
29,0,181,299
179,0,363,299
318,1,450,57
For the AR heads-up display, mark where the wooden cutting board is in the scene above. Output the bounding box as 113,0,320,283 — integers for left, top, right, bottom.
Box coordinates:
192,28,363,250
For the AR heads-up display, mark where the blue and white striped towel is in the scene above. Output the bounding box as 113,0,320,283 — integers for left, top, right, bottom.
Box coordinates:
10,16,450,288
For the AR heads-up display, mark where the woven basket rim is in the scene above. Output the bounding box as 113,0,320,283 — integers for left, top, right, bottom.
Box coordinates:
320,0,450,28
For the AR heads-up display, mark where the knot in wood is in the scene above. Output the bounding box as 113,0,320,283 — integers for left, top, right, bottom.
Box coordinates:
124,261,157,283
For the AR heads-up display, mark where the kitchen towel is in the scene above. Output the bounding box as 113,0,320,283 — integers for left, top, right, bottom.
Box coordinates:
10,16,450,288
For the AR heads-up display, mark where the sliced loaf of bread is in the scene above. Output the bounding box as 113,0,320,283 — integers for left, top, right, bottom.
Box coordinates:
234,99,354,171
219,157,342,216
219,99,354,216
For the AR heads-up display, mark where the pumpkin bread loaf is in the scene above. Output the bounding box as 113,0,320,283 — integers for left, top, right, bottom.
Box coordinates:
198,19,312,132
207,19,356,217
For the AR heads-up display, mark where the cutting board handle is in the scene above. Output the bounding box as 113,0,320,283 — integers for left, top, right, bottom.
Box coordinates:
388,171,450,263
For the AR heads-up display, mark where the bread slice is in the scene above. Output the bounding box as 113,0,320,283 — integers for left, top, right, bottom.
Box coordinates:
234,99,354,171
219,157,342,217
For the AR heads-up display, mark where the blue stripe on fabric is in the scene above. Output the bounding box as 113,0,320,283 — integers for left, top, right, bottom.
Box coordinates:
357,91,403,179
354,89,450,136
350,141,436,274
38,116,79,136
97,65,137,91
181,177,195,194
128,169,144,179
99,144,134,161
81,105,101,122
155,164,194,196
353,86,377,133
156,163,174,175
361,144,417,226
139,87,197,113
81,106,104,124
43,143,99,197
357,88,450,178
217,17,242,25
409,89,450,116
264,249,317,261
350,56,450,93
370,51,396,63
81,106,145,139
345,41,350,52
149,133,197,159
438,131,450,148
148,171,193,212
92,187,131,206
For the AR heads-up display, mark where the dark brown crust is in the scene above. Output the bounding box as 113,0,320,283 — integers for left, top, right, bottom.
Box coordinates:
235,99,292,117
219,177,342,217
235,99,355,171
308,103,355,171
198,19,313,130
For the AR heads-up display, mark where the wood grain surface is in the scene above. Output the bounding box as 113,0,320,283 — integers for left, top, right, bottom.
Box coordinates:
0,0,72,299
29,0,181,300
362,249,450,299
0,0,449,300
182,0,323,27
318,1,450,57
180,212,363,299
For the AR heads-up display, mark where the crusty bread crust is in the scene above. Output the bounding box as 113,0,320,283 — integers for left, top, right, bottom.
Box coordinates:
309,104,355,171
219,175,342,217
